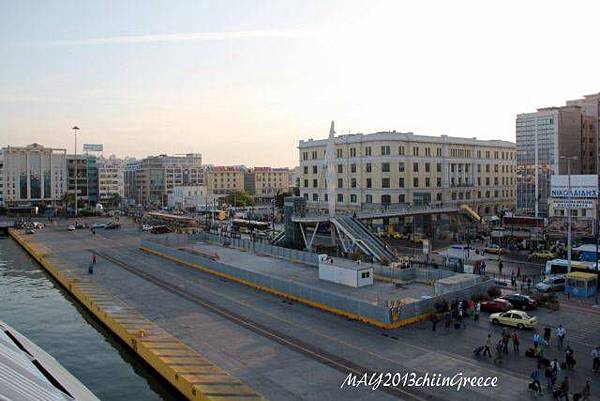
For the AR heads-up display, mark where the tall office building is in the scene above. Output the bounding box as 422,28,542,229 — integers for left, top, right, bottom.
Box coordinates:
0,144,67,207
97,155,125,203
516,105,596,216
298,130,516,217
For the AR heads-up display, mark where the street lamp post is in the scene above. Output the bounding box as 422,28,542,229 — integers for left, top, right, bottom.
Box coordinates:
72,126,80,217
560,156,577,273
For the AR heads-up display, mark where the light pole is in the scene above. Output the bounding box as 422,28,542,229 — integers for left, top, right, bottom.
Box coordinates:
72,126,80,217
560,156,577,273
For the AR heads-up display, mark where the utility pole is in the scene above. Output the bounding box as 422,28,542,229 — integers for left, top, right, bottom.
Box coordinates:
560,156,577,273
72,126,80,217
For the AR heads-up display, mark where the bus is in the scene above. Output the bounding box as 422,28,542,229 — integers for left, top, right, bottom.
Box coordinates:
231,218,269,232
544,259,599,275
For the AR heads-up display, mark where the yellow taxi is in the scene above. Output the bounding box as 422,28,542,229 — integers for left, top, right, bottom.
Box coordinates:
532,250,557,260
411,234,426,244
485,244,505,254
490,310,537,329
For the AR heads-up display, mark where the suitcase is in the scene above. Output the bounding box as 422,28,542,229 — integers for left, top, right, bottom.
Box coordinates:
525,348,536,358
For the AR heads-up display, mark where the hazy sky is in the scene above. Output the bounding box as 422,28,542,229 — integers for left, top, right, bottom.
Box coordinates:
1,1,600,167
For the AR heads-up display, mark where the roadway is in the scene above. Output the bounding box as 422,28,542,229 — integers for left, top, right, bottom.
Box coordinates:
22,218,600,401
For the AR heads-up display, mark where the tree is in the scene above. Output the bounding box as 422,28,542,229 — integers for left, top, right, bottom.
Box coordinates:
225,190,254,207
62,192,75,209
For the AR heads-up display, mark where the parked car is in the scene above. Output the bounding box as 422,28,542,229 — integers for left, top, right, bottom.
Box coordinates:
501,294,538,310
75,222,88,229
150,225,172,234
485,244,505,254
480,298,513,313
532,250,557,260
535,275,566,293
25,229,35,235
490,310,537,329
141,224,153,231
391,232,408,240
92,223,107,229
67,225,76,231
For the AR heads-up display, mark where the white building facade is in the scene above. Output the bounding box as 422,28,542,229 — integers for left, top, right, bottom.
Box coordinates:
0,144,67,207
167,185,210,209
97,155,125,203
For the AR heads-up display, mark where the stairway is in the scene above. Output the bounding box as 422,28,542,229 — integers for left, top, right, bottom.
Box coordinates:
331,215,397,262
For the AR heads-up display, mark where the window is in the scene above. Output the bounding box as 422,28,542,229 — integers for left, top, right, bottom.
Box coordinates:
399,178,405,188
311,151,318,160
304,179,308,188
381,146,390,156
413,147,419,156
366,178,372,188
336,149,343,158
313,179,318,188
425,177,431,187
382,178,390,188
436,193,442,201
366,163,372,173
365,146,372,156
366,194,373,203
436,148,442,157
350,148,356,157
399,146,405,155
486,177,490,185
486,164,490,173
337,164,343,173
337,178,343,188
413,177,419,187
425,163,430,172
437,177,441,187
381,194,391,204
302,152,308,161
494,164,498,173
437,163,441,172
350,194,357,203
313,165,318,174
337,194,343,202
303,193,308,199
351,163,356,173
381,162,390,172
351,178,357,188
413,162,419,172
303,166,308,174
361,271,370,279
399,194,406,203
399,162,405,172
452,192,457,200
312,193,318,201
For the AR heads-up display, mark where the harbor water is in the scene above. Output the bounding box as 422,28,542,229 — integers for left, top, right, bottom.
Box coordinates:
0,235,185,401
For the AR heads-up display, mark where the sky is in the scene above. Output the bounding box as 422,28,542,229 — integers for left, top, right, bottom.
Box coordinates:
1,0,600,167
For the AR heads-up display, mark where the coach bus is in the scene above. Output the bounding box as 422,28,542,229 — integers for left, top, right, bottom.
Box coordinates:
544,259,598,275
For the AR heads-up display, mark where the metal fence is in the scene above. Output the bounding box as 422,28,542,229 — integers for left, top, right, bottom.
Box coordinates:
373,265,455,282
142,235,496,326
189,231,320,266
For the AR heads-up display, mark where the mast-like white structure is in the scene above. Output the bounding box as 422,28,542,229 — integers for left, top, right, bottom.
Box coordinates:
326,121,336,216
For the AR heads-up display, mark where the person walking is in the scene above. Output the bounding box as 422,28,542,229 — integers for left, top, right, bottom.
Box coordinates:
474,301,481,322
501,328,510,354
512,331,520,353
565,346,576,370
555,376,569,401
92,254,96,265
444,311,452,331
530,368,543,395
580,378,591,401
556,325,566,350
494,339,504,364
498,259,503,276
544,326,552,347
431,313,439,332
458,309,466,329
592,346,600,373
534,331,542,348
484,334,492,358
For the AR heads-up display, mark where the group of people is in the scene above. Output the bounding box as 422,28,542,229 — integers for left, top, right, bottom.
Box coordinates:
431,298,480,332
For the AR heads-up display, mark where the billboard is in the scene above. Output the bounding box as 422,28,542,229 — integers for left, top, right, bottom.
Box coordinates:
550,175,598,198
552,199,593,210
83,144,103,152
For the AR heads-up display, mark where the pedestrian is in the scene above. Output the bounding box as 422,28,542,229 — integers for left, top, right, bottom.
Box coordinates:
498,259,503,275
565,346,576,369
544,326,552,346
494,339,503,364
92,254,96,264
444,311,452,330
527,277,532,293
512,331,520,353
546,360,559,392
530,368,543,395
517,266,521,278
534,331,542,348
431,313,439,332
511,271,516,288
592,346,600,373
474,301,481,322
484,334,492,358
501,328,510,354
457,309,465,329
555,376,569,401
580,378,591,401
556,325,566,349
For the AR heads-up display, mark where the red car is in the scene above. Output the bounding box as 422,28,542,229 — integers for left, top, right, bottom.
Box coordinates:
480,298,513,313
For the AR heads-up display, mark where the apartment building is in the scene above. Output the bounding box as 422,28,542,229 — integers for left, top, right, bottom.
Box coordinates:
0,143,67,207
96,155,125,203
245,167,291,198
298,131,516,216
205,166,245,196
516,105,597,216
124,153,203,206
